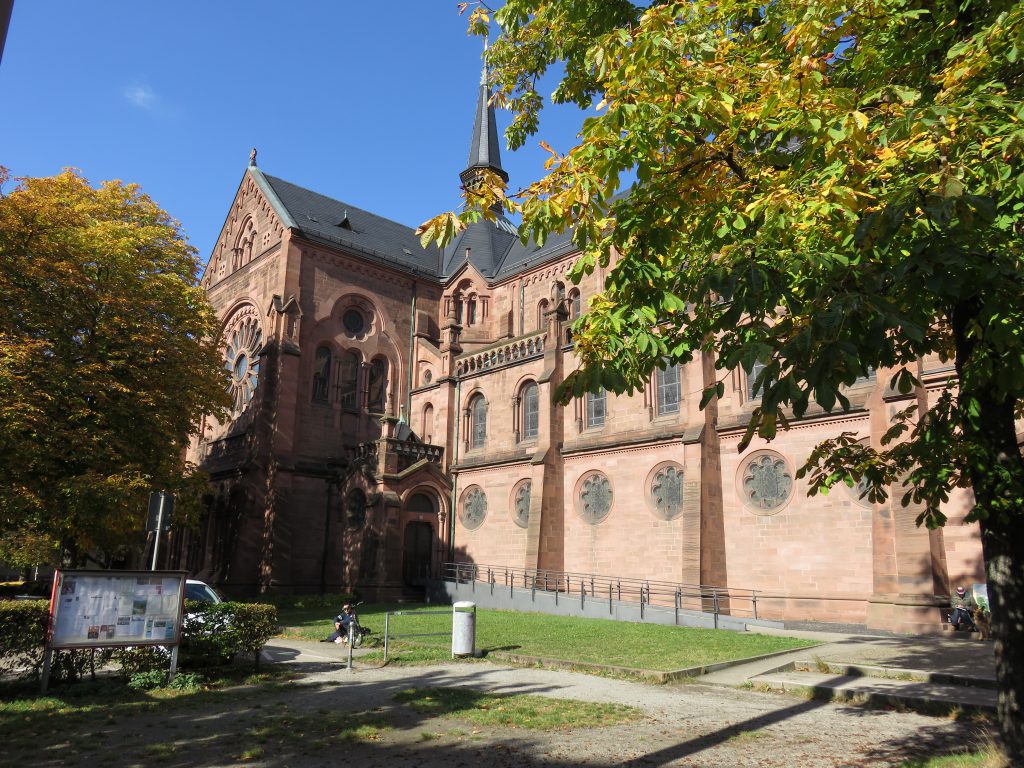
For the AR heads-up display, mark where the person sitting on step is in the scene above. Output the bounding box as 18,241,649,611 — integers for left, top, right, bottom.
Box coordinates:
949,586,977,632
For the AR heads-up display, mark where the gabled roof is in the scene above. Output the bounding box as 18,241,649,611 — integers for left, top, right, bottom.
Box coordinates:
253,170,442,278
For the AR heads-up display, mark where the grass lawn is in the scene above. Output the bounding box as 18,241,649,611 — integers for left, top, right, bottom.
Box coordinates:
393,686,640,730
900,749,1006,767
272,598,819,672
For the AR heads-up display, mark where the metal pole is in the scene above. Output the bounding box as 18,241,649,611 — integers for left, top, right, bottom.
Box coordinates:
150,492,167,571
713,589,720,629
347,621,354,670
752,591,758,620
384,612,390,663
169,646,179,682
40,647,53,695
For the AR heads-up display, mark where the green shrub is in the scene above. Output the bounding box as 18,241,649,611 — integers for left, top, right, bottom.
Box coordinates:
0,597,278,683
182,601,278,671
127,669,168,691
113,646,171,677
0,600,48,678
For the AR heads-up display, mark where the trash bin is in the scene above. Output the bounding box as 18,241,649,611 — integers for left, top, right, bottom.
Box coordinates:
452,601,476,657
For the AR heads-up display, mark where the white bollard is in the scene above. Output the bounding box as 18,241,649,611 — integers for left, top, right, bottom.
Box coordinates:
452,601,476,657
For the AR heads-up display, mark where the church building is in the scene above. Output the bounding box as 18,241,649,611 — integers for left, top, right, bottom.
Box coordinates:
173,60,984,634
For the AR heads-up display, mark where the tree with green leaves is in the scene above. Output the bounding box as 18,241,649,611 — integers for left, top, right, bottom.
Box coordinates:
0,168,230,567
421,0,1024,758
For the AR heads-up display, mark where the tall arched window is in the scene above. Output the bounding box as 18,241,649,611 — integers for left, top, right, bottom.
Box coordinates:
470,393,487,449
521,382,539,440
421,403,434,443
569,289,581,319
368,357,389,412
340,350,361,410
312,346,331,402
747,360,766,401
656,364,680,415
537,299,549,330
585,389,606,429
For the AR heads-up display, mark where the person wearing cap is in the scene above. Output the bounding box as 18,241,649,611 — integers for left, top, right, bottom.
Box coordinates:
950,586,977,631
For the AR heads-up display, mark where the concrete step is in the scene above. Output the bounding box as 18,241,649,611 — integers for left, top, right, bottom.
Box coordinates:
791,660,997,689
749,668,997,713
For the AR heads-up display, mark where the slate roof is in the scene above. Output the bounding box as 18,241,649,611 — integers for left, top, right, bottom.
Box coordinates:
256,171,442,278
245,51,583,286
463,62,508,184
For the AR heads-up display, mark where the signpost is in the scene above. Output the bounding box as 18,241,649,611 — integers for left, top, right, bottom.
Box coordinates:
146,491,174,570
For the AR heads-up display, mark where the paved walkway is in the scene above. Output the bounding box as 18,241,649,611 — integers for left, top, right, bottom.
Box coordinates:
263,625,998,713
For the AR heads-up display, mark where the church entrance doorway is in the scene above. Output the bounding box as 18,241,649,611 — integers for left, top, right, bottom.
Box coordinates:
402,521,433,587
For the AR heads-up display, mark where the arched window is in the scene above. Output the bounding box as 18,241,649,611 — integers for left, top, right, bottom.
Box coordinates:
521,382,539,440
569,289,581,320
537,299,549,330
585,389,606,429
407,493,436,515
368,358,389,413
470,393,487,449
312,346,331,402
421,403,434,443
656,364,680,415
340,350,361,410
346,489,367,528
747,360,766,401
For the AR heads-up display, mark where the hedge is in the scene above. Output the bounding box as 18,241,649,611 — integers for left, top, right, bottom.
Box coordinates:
0,599,278,683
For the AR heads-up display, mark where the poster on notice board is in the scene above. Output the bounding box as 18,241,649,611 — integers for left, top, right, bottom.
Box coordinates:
49,570,186,649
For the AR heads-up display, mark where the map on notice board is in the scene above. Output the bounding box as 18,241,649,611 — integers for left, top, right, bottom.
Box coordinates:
50,571,185,649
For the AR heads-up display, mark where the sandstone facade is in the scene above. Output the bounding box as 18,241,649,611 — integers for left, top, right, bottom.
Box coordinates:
171,71,984,634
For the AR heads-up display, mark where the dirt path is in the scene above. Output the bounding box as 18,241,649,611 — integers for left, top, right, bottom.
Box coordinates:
17,660,989,768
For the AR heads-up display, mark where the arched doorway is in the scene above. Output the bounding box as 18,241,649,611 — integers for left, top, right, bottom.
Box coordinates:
403,493,437,586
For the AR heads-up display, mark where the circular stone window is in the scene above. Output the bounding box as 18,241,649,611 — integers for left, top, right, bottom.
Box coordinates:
423,369,433,385
577,471,612,525
223,308,263,413
848,475,875,508
739,451,794,514
459,486,487,531
342,308,366,336
512,480,531,529
648,463,685,521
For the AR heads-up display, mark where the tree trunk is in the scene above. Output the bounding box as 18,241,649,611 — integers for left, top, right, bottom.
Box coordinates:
979,513,1024,763
952,298,1024,762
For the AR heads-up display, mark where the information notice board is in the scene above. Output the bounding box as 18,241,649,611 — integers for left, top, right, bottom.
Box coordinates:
49,570,186,649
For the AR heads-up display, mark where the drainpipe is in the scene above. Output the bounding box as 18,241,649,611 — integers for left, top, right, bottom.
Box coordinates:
406,282,417,419
519,282,525,335
448,378,461,560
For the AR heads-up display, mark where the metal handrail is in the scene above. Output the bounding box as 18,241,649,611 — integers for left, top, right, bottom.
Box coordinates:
438,562,758,621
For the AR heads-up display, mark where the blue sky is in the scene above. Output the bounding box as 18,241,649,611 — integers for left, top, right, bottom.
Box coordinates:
1,1,586,266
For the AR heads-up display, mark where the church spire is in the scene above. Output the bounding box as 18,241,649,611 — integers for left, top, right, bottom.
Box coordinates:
460,39,509,189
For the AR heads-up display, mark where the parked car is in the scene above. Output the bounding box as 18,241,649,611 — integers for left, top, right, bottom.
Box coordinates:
185,579,224,605
0,579,52,601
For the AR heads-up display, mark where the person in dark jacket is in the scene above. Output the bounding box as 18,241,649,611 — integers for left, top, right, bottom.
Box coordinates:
320,604,356,643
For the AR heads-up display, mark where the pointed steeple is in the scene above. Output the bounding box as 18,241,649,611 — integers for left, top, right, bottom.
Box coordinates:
460,40,509,189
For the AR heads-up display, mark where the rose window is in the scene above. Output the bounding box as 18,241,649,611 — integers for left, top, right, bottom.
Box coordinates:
651,465,684,520
742,453,793,512
578,472,612,524
460,487,487,531
224,311,263,413
513,481,531,529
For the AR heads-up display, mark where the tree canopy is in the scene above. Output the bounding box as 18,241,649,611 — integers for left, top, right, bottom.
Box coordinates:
0,168,230,566
421,0,1024,758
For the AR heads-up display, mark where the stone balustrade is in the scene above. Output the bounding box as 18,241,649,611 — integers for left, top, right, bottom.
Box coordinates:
455,331,548,377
